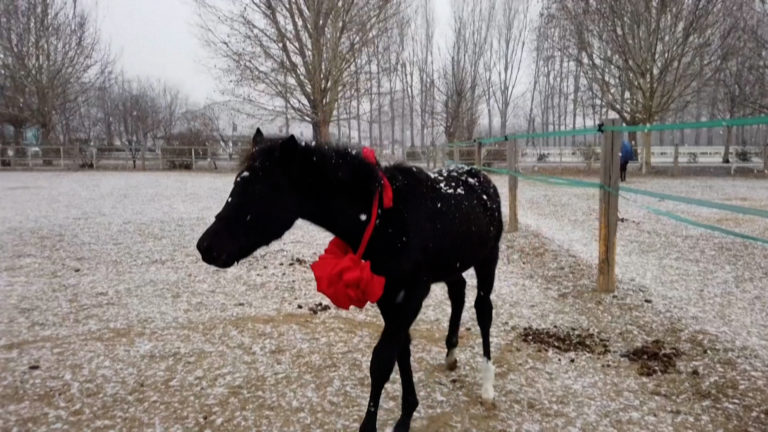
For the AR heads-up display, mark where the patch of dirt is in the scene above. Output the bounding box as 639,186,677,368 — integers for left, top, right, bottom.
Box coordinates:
299,302,331,315
621,339,682,376
520,326,610,355
287,257,309,266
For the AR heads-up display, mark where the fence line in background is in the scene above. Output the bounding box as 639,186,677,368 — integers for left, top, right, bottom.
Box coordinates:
448,115,768,148
447,114,768,292
0,145,243,170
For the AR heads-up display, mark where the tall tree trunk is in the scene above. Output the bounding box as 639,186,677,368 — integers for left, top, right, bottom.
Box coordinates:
390,81,396,155
723,125,733,163
642,131,652,173
315,120,333,145
141,135,147,170
368,58,375,148
13,125,24,147
356,97,362,145
486,96,493,138
409,94,415,148
336,113,342,142
375,43,383,151
346,103,353,145
571,63,581,146
693,103,701,146
763,143,767,172
400,90,406,158
355,57,362,145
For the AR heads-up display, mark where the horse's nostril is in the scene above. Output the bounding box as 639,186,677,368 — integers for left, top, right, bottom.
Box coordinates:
196,238,209,254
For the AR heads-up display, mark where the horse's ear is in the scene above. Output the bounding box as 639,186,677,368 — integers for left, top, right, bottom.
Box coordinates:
252,128,265,149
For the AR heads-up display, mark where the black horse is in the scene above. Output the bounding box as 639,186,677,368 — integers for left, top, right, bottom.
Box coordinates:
197,129,503,432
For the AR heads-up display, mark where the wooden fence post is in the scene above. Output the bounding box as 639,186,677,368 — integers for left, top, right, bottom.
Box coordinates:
191,148,196,170
452,144,459,166
507,138,519,232
60,147,65,168
598,118,622,293
475,140,482,167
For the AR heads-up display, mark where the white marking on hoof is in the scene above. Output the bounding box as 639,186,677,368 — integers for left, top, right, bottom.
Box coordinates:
445,349,458,371
481,358,495,401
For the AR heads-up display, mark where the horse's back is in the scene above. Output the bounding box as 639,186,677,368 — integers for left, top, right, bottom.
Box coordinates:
379,164,502,281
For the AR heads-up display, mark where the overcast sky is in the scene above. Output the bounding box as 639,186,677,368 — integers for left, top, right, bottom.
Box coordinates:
86,0,219,105
86,0,453,107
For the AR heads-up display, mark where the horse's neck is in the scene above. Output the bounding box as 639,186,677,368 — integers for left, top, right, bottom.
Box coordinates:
292,146,378,250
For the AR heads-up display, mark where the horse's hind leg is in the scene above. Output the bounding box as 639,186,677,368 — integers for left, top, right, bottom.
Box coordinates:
444,275,466,371
474,247,499,401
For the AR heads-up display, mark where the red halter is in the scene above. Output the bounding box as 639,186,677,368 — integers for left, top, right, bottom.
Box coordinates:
311,147,393,309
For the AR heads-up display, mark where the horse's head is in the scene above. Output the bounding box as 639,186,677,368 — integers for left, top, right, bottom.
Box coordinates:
196,128,300,268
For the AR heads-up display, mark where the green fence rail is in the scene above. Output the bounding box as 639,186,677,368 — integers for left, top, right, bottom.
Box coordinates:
476,165,768,246
447,115,768,148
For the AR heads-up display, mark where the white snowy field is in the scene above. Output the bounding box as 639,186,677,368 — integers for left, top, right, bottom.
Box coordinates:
1,170,767,431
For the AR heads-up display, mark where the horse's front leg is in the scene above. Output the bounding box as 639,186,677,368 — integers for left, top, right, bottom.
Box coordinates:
393,334,418,432
359,324,407,432
360,283,428,432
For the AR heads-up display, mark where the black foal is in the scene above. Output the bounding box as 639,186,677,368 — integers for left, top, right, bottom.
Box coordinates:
197,130,503,431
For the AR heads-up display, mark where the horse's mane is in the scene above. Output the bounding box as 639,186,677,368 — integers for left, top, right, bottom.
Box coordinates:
245,138,383,195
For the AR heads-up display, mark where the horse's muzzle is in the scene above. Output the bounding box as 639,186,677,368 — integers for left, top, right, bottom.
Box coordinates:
197,232,236,268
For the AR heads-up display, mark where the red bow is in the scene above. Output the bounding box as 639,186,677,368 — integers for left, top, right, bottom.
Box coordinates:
311,147,392,310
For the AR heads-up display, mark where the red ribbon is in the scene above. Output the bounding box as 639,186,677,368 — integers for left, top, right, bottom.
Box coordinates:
311,147,392,309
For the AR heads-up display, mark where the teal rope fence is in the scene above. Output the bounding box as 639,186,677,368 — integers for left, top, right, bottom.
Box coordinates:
444,114,768,245
475,165,768,246
603,115,768,133
447,114,768,148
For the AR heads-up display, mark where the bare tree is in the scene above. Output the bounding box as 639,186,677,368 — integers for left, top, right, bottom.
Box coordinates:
440,0,494,142
401,30,417,149
492,0,530,136
385,10,409,155
158,83,185,149
710,0,762,163
560,0,727,172
747,1,768,113
416,0,436,150
113,77,162,169
195,0,400,144
0,0,110,146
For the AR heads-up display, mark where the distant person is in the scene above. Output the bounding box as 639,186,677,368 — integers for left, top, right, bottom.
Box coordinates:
620,139,633,182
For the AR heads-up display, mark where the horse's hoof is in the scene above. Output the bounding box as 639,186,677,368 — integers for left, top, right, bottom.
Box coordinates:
445,357,458,371
480,397,497,409
481,386,495,402
481,359,495,401
445,349,458,371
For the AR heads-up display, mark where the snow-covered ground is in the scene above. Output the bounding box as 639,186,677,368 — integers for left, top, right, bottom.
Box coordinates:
1,171,766,431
